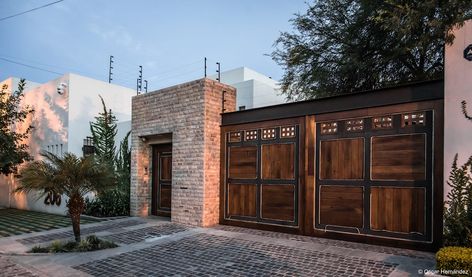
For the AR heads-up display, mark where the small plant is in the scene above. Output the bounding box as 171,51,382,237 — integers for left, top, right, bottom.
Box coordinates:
443,154,472,247
49,240,64,253
28,236,117,253
437,247,472,275
29,245,49,253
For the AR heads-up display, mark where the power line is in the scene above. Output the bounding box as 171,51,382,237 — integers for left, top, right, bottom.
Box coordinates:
0,57,62,75
0,0,65,22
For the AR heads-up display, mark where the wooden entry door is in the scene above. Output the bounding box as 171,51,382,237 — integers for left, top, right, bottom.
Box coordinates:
152,144,172,216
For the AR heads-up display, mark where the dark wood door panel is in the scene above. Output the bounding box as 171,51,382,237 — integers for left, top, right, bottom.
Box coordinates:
152,143,172,217
160,156,172,180
371,187,425,234
228,146,257,179
319,186,363,228
159,184,172,210
261,184,295,222
371,134,426,180
319,138,364,180
228,184,257,217
261,143,295,180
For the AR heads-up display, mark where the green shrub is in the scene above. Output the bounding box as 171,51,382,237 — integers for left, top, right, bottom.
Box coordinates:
62,241,77,252
84,188,129,217
76,240,92,252
49,240,64,253
85,235,100,249
444,154,472,247
437,247,472,276
28,237,117,253
29,245,49,253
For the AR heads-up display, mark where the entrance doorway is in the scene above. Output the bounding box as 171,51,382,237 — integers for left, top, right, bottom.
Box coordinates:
151,143,172,216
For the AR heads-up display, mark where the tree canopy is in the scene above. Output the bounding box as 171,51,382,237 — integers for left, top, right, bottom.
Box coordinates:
0,79,34,175
271,0,472,100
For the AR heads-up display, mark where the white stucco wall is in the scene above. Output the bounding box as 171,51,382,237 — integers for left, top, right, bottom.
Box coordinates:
209,67,285,109
67,74,135,156
231,80,254,109
0,75,70,214
444,20,472,201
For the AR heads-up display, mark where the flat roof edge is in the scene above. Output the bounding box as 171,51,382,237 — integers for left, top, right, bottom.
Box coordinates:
221,79,444,126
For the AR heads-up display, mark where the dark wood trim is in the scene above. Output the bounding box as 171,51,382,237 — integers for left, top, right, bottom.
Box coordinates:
432,100,444,251
303,115,315,236
222,80,443,126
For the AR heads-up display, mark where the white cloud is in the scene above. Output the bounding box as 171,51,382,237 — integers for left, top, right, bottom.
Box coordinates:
88,22,143,52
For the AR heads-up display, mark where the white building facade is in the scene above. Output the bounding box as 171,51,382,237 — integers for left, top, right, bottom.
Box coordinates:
0,73,135,214
209,67,286,110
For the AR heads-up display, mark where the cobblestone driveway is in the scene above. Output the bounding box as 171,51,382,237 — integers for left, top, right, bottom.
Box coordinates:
2,218,435,276
74,233,397,277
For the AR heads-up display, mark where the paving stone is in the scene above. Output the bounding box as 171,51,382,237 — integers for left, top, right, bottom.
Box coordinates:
17,219,146,245
102,223,189,244
73,233,397,277
214,225,434,260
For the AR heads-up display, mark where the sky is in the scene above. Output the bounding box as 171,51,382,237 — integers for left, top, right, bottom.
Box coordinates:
0,0,308,91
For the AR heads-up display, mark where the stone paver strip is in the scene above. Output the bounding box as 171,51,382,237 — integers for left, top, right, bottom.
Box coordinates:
17,219,146,245
0,209,100,238
214,225,435,260
102,223,189,244
73,233,397,277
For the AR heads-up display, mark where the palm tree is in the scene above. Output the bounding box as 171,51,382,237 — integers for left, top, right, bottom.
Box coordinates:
15,152,115,242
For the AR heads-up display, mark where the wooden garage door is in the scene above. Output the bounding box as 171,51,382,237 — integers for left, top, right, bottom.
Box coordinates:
315,111,432,242
225,125,299,226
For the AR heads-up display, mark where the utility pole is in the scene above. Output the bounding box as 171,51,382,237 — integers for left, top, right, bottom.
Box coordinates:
136,79,139,95
216,62,220,82
108,55,114,83
144,80,148,93
204,57,207,78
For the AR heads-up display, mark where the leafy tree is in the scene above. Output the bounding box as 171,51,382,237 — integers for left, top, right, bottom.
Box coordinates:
272,0,472,100
15,152,115,242
0,79,34,175
90,95,117,165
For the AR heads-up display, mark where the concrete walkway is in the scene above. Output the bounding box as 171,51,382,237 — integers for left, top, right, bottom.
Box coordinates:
0,217,437,276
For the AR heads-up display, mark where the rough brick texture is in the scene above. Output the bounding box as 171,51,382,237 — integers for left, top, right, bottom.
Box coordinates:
130,78,236,227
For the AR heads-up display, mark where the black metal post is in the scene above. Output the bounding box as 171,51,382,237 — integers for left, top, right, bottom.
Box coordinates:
138,65,143,91
204,57,207,77
216,62,220,82
222,90,226,113
108,55,114,83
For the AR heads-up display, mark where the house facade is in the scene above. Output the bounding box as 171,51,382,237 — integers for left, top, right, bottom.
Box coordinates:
0,73,135,214
130,20,472,251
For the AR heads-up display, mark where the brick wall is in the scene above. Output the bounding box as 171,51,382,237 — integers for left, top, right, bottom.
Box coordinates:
130,78,236,227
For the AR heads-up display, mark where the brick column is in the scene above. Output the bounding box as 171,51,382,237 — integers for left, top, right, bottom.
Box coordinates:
130,79,236,227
